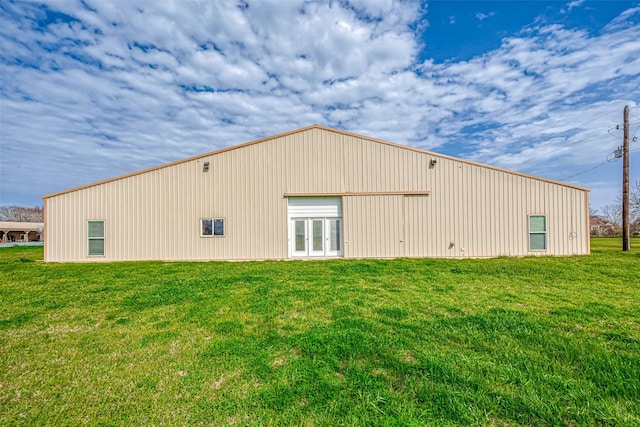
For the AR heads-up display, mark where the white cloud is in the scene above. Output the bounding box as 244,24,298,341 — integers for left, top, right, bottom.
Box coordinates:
567,0,586,11
0,0,639,210
476,12,495,21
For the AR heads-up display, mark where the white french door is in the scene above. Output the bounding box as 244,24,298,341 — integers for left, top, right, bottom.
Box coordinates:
289,217,343,257
288,197,343,258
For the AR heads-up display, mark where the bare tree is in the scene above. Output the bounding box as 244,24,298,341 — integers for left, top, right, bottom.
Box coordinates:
598,180,640,228
600,204,622,227
0,206,44,222
631,180,640,223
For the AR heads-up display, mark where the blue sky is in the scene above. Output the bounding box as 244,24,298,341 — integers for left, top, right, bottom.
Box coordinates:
1,0,639,212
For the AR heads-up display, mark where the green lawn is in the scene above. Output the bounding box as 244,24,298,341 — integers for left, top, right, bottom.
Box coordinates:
1,239,639,426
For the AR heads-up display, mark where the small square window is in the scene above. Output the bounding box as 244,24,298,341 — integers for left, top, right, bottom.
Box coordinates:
201,218,225,237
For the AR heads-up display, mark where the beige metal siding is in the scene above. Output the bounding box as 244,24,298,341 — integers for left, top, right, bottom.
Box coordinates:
343,195,404,258
44,126,589,261
404,195,431,257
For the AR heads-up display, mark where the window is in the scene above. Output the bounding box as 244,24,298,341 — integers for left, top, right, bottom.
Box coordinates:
88,220,105,256
529,215,547,251
201,218,225,237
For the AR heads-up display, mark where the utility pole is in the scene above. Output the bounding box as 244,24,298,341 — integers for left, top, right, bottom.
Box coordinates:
622,105,630,251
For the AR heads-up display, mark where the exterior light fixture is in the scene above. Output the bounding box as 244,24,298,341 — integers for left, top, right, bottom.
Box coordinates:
203,161,210,172
430,158,437,167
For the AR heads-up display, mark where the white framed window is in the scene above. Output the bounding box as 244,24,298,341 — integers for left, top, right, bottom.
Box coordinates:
529,215,547,251
88,220,105,256
201,218,225,237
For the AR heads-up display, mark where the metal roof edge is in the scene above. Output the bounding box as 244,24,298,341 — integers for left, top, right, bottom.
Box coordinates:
43,124,589,199
43,125,321,199
312,125,590,192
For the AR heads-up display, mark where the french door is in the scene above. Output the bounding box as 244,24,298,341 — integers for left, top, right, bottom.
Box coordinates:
290,217,342,257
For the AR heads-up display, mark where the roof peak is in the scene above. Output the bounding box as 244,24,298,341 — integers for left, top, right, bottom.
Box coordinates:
43,125,589,199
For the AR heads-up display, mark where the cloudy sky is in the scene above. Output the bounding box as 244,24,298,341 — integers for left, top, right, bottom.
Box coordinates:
1,0,639,211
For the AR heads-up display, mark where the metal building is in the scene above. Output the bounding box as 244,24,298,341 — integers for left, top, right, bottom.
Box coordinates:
43,125,590,262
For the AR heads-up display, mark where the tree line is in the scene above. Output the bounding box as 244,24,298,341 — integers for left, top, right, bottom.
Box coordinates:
0,205,44,222
594,180,640,235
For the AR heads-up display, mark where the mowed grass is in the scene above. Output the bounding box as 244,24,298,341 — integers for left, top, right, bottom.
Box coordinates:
1,240,639,426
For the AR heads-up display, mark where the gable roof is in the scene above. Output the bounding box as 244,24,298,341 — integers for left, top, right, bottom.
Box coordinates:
43,124,589,199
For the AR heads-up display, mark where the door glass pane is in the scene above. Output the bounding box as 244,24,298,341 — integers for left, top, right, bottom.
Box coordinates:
313,220,323,251
330,219,341,251
295,220,306,251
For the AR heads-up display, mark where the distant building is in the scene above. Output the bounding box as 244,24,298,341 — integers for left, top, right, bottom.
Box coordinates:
43,125,590,262
589,215,619,237
0,221,44,243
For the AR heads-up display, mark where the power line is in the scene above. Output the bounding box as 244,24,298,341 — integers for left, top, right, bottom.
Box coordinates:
562,161,609,180
562,107,638,181
606,120,640,136
543,128,616,158
459,106,625,163
608,127,621,139
524,106,625,158
565,105,626,129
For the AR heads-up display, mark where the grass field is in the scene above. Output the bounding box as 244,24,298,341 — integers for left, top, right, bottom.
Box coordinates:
1,240,639,426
